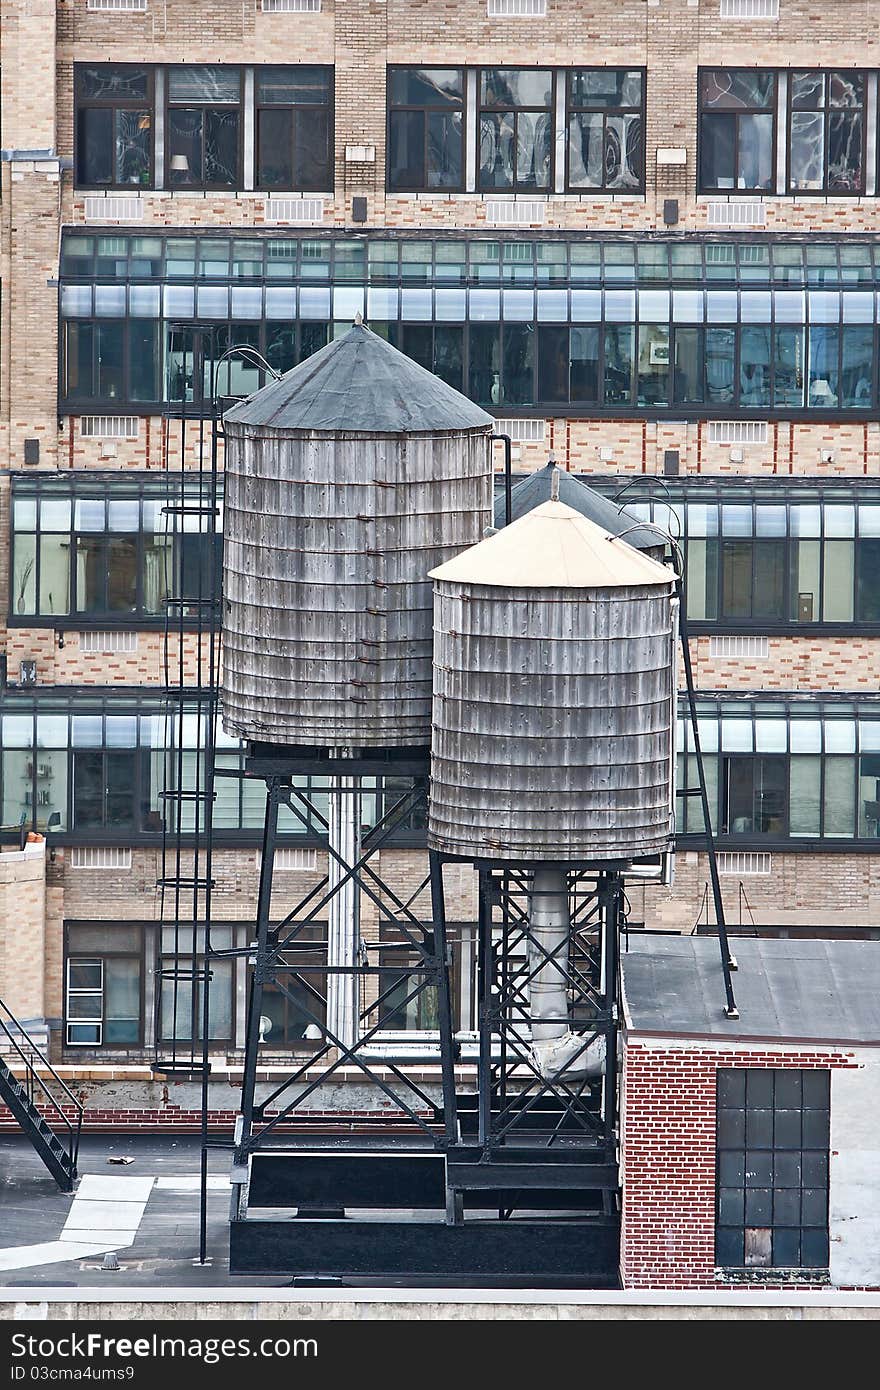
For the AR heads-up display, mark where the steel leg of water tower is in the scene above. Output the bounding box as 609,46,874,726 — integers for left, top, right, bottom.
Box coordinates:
601,873,621,1156
477,868,494,1158
429,850,459,1153
678,587,740,1020
238,778,281,1160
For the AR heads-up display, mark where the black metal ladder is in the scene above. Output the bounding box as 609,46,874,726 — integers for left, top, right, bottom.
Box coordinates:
0,998,82,1192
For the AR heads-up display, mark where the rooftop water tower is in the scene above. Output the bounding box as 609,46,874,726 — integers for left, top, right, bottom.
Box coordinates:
221,321,494,749
429,497,678,863
427,494,678,1178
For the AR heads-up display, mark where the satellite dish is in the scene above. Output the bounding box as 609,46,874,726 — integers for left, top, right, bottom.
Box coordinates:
258,1015,272,1043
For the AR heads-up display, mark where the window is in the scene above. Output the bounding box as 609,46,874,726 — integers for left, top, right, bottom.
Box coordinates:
256,67,333,191
167,67,241,189
567,69,645,192
722,754,787,835
789,71,865,195
377,923,472,1033
716,1069,830,1271
700,70,777,192
65,924,144,1047
479,69,554,191
58,230,880,417
387,68,465,192
258,925,327,1046
159,954,233,1044
10,481,219,623
674,700,874,843
75,66,153,189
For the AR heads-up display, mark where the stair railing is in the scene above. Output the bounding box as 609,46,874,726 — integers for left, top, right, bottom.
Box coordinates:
0,997,83,1175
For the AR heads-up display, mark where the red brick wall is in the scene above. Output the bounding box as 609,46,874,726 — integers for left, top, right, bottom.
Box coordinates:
619,1037,858,1290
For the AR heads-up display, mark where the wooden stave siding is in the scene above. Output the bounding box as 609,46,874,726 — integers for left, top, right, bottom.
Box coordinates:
221,423,493,747
428,580,677,862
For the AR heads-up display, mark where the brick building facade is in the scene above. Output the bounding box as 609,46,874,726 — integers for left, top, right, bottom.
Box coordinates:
1,0,880,1156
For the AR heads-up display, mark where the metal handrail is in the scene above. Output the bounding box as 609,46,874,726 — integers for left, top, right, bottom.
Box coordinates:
0,997,83,1174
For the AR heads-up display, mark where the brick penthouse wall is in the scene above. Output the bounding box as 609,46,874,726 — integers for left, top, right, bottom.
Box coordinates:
619,1037,859,1290
641,850,880,933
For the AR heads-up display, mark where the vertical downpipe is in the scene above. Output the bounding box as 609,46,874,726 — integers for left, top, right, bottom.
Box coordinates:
326,755,361,1052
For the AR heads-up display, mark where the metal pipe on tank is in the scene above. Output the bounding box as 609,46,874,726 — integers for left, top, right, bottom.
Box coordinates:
326,764,361,1052
528,866,605,1082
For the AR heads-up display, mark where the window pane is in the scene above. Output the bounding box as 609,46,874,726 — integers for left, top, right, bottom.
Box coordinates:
570,326,600,402
604,324,633,404
12,534,37,615
840,326,873,407
389,68,463,106
824,539,854,621
77,107,113,185
700,113,735,189
790,110,825,192
481,69,553,108
168,67,240,103
568,113,604,188
637,325,670,406
257,66,330,105
258,108,293,187
426,111,463,189
706,328,735,404
808,325,839,407
39,536,71,616
789,757,821,836
823,756,855,837
502,323,534,405
479,113,515,189
828,110,863,193
537,325,569,403
205,109,239,185
740,326,771,408
104,958,141,1045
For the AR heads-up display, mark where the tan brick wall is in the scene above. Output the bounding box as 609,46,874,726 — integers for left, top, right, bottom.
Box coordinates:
5,628,216,686
684,637,880,693
0,842,47,1024
638,849,880,934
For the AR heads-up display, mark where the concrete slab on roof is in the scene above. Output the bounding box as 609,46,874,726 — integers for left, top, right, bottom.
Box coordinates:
223,322,494,434
430,499,675,589
495,463,663,552
620,935,880,1045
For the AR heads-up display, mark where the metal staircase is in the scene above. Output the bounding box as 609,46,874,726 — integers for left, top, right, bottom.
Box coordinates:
0,999,82,1192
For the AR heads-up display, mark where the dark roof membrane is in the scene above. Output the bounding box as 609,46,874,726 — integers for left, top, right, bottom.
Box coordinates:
224,322,494,434
495,463,663,552
621,935,880,1044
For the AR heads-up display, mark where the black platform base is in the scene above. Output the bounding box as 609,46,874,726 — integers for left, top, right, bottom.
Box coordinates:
229,1215,620,1286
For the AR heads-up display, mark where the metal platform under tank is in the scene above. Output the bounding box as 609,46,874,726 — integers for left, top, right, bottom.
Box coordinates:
223,742,628,1285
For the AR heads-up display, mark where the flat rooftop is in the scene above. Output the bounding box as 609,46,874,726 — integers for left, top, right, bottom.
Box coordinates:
620,935,880,1045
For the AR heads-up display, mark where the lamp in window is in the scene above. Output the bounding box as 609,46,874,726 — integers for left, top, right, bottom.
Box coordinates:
170,153,190,183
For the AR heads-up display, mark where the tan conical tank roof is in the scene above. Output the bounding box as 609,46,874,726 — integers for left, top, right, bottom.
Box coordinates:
429,499,675,589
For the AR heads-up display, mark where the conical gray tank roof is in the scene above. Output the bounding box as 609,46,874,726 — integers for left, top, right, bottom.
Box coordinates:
224,321,494,434
495,462,661,552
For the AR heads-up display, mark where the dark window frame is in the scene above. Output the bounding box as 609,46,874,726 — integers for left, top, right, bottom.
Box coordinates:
255,65,335,194
715,1068,830,1272
565,68,646,194
477,67,557,194
386,66,467,194
787,69,867,198
63,922,147,1050
698,67,779,196
9,478,220,628
165,65,244,192
74,64,155,192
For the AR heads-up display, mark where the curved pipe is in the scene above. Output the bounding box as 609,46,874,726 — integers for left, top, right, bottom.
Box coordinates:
528,867,605,1082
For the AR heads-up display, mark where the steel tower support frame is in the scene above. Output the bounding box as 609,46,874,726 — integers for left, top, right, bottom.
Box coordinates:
429,856,624,1204
227,755,459,1166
